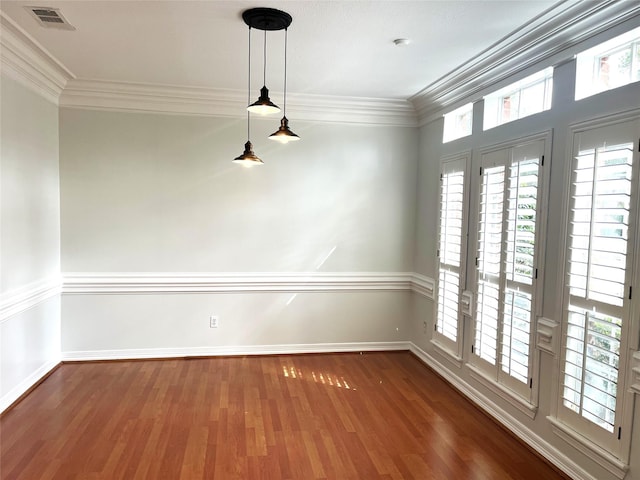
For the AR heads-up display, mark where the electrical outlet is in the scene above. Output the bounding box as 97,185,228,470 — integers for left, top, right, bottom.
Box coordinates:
423,321,427,334
209,315,219,328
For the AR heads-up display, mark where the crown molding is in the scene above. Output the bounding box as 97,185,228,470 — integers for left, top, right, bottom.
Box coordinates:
0,11,74,104
59,78,418,127
410,0,640,125
62,272,415,295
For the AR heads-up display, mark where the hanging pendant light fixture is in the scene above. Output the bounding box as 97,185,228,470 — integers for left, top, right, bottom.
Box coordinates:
269,28,300,143
244,8,292,115
233,26,263,167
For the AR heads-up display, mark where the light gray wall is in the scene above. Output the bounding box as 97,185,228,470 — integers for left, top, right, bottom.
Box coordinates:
0,74,61,408
1,75,60,291
411,56,640,480
59,110,417,273
59,109,418,354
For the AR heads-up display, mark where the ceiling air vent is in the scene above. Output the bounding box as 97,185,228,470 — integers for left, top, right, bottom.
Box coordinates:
26,6,75,30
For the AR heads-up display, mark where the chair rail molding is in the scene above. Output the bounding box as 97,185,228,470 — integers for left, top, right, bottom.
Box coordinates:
410,273,435,301
0,276,62,323
631,351,640,395
62,272,416,295
536,316,560,356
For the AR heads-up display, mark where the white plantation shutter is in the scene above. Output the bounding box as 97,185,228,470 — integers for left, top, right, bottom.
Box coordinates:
473,139,544,399
435,155,468,353
501,149,539,385
559,118,638,453
476,165,505,365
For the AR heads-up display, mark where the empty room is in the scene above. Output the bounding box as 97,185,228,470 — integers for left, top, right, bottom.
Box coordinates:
2,1,640,479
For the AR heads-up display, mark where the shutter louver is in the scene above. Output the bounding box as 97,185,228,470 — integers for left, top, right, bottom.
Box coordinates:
563,142,633,433
437,167,465,342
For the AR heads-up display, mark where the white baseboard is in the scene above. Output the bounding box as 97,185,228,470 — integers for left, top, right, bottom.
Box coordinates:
62,341,412,361
1,359,60,413
409,342,597,480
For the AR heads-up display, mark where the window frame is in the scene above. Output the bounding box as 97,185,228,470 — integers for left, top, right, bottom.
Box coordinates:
575,26,640,100
468,132,551,412
443,103,474,143
433,152,471,363
483,68,553,130
552,111,640,464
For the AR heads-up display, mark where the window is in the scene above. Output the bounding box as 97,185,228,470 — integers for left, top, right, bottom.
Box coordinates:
575,26,640,100
434,154,469,357
557,116,639,458
483,68,553,130
472,138,546,401
443,103,473,143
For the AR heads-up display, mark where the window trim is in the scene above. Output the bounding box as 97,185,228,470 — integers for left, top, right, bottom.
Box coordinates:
575,26,640,101
469,131,551,409
547,416,629,479
483,68,553,130
550,109,640,465
432,151,471,363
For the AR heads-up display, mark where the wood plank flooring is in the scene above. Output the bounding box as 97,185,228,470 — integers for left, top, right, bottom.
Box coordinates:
1,352,569,479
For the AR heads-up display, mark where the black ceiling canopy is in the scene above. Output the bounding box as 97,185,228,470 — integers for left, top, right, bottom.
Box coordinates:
242,8,292,31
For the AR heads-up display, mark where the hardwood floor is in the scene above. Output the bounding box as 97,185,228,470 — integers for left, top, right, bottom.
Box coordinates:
1,352,569,479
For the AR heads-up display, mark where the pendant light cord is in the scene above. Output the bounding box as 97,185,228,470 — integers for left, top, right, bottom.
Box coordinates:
263,29,267,88
247,27,251,140
283,28,288,117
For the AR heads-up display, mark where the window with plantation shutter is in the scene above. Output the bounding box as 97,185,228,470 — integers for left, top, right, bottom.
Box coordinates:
434,154,469,357
472,138,546,401
558,117,639,456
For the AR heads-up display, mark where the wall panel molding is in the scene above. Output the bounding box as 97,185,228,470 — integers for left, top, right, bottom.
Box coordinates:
62,272,416,295
0,277,62,323
62,341,411,362
0,11,73,103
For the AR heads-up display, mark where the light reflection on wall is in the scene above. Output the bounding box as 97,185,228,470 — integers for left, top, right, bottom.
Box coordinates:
282,365,352,389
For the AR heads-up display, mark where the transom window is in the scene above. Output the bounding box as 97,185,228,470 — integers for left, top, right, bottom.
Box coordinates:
575,26,640,100
483,68,553,130
443,103,473,143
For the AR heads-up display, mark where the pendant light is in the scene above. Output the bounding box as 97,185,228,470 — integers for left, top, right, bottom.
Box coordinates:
233,26,263,167
269,28,300,143
244,8,292,115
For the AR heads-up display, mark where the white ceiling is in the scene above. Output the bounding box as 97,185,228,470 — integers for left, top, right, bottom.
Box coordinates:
0,0,558,101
